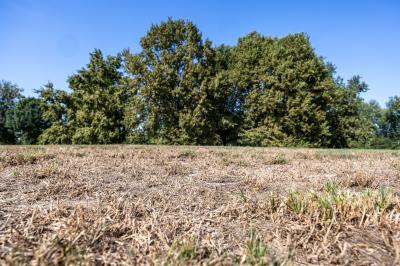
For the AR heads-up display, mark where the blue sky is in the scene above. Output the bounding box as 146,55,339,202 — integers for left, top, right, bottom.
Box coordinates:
0,0,399,106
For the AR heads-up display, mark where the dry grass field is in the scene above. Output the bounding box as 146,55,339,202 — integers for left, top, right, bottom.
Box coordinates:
1,145,400,265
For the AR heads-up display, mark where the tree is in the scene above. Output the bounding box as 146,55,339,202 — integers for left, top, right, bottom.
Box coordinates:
231,33,336,147
67,49,126,144
0,80,22,144
210,44,245,145
327,75,374,147
384,96,400,141
5,97,49,144
360,100,384,135
123,18,222,144
36,82,71,144
360,100,385,140
2,22,394,149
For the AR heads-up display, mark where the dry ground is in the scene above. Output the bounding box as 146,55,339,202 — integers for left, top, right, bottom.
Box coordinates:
0,145,400,265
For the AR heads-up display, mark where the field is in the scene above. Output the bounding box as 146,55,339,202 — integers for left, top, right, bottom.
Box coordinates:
1,146,400,265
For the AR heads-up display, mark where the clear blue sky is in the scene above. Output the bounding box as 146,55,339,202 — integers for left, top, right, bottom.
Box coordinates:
1,0,399,106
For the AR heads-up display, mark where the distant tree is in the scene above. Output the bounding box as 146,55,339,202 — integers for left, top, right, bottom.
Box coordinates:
36,82,71,144
2,22,394,148
210,45,242,145
123,18,222,144
0,80,22,144
231,33,336,147
67,49,126,144
5,97,49,144
360,100,385,135
327,75,375,147
384,96,400,140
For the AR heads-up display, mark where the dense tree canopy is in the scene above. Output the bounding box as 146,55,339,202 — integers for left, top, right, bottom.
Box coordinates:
1,19,398,148
384,96,400,147
0,80,22,144
36,82,70,144
123,18,221,144
5,97,49,144
67,49,126,144
230,33,336,147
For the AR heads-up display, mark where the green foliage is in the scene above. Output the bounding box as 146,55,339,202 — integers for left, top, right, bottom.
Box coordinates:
2,19,398,148
123,18,223,145
68,49,126,144
36,82,71,144
231,33,336,147
36,82,69,124
38,122,71,144
374,187,390,212
384,96,400,139
327,75,375,148
286,191,303,214
166,238,200,264
353,96,400,149
246,226,267,262
245,226,292,265
5,97,49,144
0,80,22,144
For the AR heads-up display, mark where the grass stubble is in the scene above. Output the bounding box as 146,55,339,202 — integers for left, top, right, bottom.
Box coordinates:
0,146,400,265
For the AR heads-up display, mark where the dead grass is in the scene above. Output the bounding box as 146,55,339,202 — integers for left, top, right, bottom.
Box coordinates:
0,145,400,265
265,153,289,165
0,151,55,168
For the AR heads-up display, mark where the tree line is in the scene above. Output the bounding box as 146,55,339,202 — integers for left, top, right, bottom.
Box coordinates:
1,18,399,148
